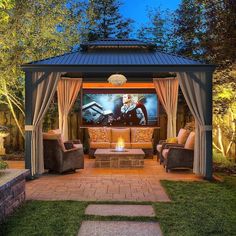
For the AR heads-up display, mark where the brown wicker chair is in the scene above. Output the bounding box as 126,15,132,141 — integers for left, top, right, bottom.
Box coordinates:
162,132,195,172
43,133,84,174
156,128,190,164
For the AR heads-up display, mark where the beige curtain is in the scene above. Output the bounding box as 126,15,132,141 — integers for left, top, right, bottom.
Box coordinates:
177,72,212,176
57,78,82,141
30,72,61,175
153,78,179,138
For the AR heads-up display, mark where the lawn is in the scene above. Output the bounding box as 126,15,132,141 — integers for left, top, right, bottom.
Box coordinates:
0,175,235,236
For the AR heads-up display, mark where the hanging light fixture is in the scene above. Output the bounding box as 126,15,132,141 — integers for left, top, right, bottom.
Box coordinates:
107,74,127,86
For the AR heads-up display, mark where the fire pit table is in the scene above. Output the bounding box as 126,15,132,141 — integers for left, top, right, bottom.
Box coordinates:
94,149,145,168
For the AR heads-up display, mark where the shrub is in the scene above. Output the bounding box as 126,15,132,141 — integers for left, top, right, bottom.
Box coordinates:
0,158,8,170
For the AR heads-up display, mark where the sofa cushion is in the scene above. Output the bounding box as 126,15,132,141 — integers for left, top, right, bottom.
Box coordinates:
110,142,131,149
131,142,152,149
111,128,130,143
90,142,111,149
177,128,189,144
88,128,109,142
105,127,112,142
184,132,195,150
131,128,153,142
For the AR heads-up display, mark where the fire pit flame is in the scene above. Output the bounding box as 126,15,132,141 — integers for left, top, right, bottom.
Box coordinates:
115,137,125,152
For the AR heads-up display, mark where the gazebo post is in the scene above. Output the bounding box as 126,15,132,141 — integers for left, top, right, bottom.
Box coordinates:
25,71,33,178
205,71,213,180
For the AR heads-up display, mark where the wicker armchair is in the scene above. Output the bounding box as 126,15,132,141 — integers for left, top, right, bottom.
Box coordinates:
156,128,190,164
43,133,84,174
162,132,195,172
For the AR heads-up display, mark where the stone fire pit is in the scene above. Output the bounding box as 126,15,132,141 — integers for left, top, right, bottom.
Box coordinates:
94,149,145,168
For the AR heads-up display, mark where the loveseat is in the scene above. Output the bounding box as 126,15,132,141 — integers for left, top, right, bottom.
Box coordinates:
88,127,154,158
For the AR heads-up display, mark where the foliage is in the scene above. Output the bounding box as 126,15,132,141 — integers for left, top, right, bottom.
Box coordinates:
82,0,133,41
137,8,170,50
0,0,83,138
0,158,8,170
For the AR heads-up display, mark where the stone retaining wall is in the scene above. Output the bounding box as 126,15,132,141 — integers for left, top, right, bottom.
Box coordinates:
0,169,29,222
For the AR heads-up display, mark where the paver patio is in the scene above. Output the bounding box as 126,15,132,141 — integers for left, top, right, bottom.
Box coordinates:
7,156,202,202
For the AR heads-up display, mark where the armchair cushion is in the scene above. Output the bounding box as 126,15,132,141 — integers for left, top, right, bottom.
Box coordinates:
166,137,178,143
43,133,65,151
157,144,162,153
162,148,170,159
184,132,195,150
177,128,190,144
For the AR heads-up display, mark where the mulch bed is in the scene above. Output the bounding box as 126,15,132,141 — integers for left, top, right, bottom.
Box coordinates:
213,163,236,176
1,153,24,161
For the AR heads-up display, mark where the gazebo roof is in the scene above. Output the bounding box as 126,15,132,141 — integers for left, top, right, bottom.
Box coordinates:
22,38,215,72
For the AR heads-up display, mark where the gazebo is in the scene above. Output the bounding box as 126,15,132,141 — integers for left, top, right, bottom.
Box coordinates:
21,39,215,179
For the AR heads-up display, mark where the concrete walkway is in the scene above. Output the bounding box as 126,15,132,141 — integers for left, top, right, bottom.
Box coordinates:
78,221,162,236
78,204,162,236
85,204,155,217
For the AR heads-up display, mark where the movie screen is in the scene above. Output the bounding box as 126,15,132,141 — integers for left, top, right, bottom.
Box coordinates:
82,93,158,126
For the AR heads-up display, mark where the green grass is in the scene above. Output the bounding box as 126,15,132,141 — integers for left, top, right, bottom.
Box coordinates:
155,176,236,236
1,175,236,236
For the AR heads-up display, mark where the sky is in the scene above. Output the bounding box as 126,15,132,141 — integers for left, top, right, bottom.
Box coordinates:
121,0,180,27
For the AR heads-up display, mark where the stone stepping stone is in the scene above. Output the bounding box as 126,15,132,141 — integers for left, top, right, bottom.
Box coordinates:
78,221,162,236
85,204,155,217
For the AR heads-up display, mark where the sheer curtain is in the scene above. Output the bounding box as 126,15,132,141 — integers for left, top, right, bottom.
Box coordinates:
26,72,61,175
57,78,82,141
153,78,179,138
177,72,212,176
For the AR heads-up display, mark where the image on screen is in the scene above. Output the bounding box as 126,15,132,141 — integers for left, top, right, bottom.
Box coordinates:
82,93,158,126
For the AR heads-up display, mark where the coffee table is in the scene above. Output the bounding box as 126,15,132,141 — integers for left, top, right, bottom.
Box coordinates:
94,149,145,168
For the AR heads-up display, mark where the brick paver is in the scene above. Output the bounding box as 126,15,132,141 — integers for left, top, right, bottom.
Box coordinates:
7,156,202,202
85,204,155,217
77,221,162,236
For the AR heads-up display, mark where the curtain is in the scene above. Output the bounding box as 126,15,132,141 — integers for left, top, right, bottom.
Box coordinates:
177,72,212,176
57,78,82,141
153,78,179,138
30,72,61,175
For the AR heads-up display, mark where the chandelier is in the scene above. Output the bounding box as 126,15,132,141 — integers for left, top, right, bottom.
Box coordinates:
107,74,127,86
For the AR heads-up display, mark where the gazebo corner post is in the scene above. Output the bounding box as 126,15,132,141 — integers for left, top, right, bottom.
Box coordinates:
204,70,213,180
25,71,33,179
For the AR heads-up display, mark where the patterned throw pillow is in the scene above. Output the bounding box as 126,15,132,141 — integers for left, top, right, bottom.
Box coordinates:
88,128,109,142
134,128,153,142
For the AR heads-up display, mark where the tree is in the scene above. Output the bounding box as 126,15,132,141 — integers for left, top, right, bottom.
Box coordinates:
173,0,203,59
0,0,83,138
137,8,167,50
196,0,236,65
82,0,133,41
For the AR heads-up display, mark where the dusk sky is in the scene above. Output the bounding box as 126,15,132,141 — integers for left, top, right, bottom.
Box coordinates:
121,0,180,26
